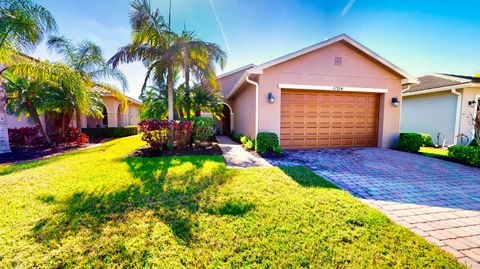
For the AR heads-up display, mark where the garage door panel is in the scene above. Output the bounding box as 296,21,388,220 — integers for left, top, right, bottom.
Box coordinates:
281,89,379,149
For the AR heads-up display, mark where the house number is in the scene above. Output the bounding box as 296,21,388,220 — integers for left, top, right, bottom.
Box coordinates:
333,86,344,91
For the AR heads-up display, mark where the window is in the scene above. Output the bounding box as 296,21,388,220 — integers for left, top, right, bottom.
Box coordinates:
334,57,342,66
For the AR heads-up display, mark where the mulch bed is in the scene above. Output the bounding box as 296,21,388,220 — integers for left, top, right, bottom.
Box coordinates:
127,138,222,157
0,138,111,165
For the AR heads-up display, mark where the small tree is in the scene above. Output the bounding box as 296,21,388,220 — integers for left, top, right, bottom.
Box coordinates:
473,110,480,146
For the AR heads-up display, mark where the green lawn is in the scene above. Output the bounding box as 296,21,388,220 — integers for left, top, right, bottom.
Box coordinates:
0,136,462,268
419,147,449,158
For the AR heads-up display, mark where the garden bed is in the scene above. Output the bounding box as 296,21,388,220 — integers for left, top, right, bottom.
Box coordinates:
127,137,222,157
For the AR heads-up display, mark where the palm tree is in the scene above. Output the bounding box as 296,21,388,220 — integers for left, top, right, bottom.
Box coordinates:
0,0,57,152
5,59,103,144
47,35,128,128
176,29,226,121
108,0,179,121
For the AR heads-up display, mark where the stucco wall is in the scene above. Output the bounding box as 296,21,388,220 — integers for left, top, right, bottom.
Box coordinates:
230,83,256,138
6,114,45,129
257,41,404,148
127,102,141,126
459,87,480,142
401,91,457,145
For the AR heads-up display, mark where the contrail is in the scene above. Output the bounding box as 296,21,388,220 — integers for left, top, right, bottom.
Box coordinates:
209,0,231,54
341,0,357,16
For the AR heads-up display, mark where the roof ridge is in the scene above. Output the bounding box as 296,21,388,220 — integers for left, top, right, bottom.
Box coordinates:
431,73,471,83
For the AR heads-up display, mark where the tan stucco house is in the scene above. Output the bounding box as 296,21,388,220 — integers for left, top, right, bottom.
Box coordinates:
7,89,141,133
401,73,480,146
217,34,417,149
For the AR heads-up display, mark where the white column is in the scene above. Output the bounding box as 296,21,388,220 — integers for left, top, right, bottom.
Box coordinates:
0,80,11,153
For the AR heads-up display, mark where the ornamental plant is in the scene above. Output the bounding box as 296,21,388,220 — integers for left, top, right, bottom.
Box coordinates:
255,132,281,154
192,117,217,143
138,120,192,150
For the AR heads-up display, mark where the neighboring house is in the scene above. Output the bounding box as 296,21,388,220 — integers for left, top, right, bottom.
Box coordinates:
401,73,480,146
216,34,417,149
7,88,141,134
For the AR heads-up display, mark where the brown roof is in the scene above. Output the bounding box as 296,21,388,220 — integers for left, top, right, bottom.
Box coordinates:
404,73,480,94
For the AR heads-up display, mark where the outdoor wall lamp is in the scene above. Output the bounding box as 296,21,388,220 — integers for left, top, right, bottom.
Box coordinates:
468,99,478,107
268,92,275,103
391,96,400,107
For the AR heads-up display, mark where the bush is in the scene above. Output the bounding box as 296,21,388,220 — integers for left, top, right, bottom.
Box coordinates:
82,126,139,138
396,133,423,153
138,120,192,150
191,117,216,143
421,134,434,147
239,135,255,150
64,127,89,145
256,132,281,154
470,139,479,147
448,145,480,167
231,131,242,143
8,127,39,147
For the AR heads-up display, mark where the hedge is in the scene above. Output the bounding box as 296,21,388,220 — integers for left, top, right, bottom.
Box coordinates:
191,117,216,143
421,134,434,147
82,126,139,138
256,132,281,154
396,133,423,153
448,145,480,167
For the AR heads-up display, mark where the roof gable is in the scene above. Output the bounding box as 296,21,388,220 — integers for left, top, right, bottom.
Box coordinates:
249,34,417,84
403,73,480,96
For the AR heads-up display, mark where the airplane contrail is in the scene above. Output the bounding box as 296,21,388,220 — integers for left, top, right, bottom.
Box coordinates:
209,0,232,54
341,0,357,16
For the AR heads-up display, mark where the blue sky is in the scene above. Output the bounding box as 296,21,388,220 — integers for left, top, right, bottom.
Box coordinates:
34,0,480,99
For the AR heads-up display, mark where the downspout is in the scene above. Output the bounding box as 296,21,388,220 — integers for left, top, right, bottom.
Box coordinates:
245,73,259,137
451,89,462,145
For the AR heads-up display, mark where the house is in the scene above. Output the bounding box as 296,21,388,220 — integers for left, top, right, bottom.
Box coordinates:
7,87,141,134
401,73,480,146
216,34,417,149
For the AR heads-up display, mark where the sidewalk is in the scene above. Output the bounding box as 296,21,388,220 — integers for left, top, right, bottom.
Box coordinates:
216,136,271,168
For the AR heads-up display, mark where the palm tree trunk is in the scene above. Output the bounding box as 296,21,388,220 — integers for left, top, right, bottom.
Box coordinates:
184,56,191,122
0,78,11,153
167,65,174,121
28,105,53,146
75,109,82,131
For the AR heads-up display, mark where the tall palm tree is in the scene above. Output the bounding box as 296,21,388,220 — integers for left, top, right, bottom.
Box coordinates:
0,0,57,152
108,0,178,121
47,35,128,127
177,30,226,121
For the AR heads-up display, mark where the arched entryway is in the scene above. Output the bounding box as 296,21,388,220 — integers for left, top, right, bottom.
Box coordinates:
86,103,108,128
218,103,233,136
117,103,126,127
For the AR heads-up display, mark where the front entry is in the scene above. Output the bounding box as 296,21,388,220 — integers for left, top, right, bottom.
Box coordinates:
280,89,380,149
221,104,231,136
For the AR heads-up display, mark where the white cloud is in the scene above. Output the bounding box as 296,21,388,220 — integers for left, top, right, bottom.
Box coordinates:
341,0,357,16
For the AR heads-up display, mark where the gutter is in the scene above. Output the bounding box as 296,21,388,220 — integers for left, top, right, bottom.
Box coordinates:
451,89,462,145
245,73,259,137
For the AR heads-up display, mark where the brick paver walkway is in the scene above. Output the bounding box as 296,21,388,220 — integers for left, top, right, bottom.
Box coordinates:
266,148,480,268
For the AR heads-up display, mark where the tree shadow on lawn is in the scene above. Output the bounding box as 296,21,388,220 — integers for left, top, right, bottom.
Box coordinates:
279,166,339,189
32,156,235,245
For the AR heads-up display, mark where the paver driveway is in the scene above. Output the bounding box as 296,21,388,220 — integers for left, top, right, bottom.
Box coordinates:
266,148,480,268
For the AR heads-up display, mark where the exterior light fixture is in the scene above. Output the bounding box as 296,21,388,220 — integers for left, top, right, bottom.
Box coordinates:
391,96,400,107
468,100,478,107
268,92,275,103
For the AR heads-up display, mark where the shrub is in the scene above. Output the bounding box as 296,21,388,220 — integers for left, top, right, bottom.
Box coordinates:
8,127,39,147
273,145,283,154
82,126,139,138
421,134,434,147
256,132,281,154
231,131,242,143
244,140,255,150
138,120,192,150
448,145,480,167
192,117,217,143
64,128,89,146
396,133,423,153
470,139,479,147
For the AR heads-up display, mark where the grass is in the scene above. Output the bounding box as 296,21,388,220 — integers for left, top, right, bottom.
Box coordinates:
0,136,463,268
419,147,449,158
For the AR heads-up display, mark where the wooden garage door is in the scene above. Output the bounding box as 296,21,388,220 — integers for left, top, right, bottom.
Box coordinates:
281,89,379,149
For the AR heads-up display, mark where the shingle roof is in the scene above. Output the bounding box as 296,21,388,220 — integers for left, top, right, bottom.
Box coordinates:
404,73,480,94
